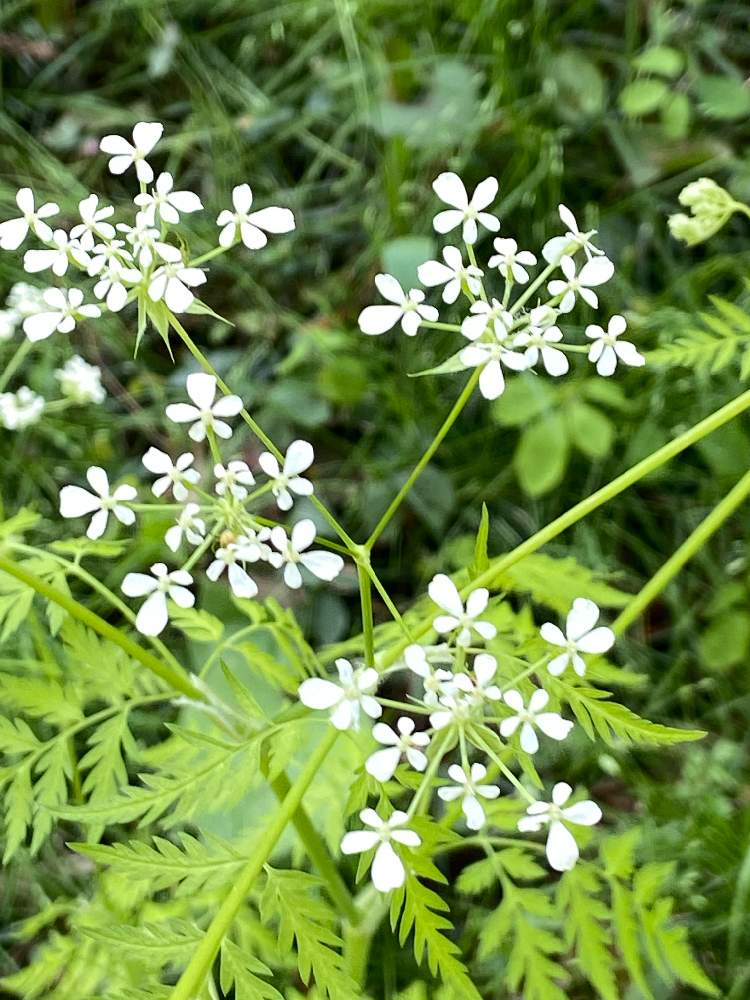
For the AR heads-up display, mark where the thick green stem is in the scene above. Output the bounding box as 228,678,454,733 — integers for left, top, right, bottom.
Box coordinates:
357,563,375,666
169,728,339,1000
378,386,750,668
611,466,750,636
367,368,481,548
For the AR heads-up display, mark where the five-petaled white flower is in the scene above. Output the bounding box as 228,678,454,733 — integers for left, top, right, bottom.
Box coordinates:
90,256,141,313
116,216,162,269
340,808,420,893
366,716,430,781
459,309,528,400
540,598,615,677
468,653,503,702
487,237,537,283
542,204,605,265
217,184,295,249
206,539,259,599
460,298,512,342
142,447,199,501
547,254,614,314
358,273,438,336
148,244,206,313
512,325,569,377
70,194,116,250
270,519,344,590
298,657,381,730
214,461,255,500
418,246,483,305
23,229,90,277
500,688,574,754
0,188,59,250
518,782,602,871
55,355,106,405
428,574,497,647
165,373,243,443
432,172,500,245
586,315,645,376
258,440,314,511
121,562,194,637
22,288,101,343
134,172,203,225
438,762,500,830
403,644,453,706
165,502,206,552
99,121,163,183
59,466,136,540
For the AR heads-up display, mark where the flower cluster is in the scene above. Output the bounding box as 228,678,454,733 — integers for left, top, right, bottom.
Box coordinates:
58,371,343,636
358,172,645,399
300,577,615,892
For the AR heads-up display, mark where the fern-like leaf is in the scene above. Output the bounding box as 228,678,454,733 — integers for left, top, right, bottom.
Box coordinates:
557,864,618,1000
220,938,283,1000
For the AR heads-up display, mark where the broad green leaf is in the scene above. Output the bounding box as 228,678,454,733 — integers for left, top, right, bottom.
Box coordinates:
514,413,569,497
620,78,669,116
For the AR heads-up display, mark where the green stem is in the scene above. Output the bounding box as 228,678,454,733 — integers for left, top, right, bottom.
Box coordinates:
188,244,232,267
470,726,535,805
168,728,340,1000
509,259,558,315
357,564,375,667
378,385,750,668
367,368,481,548
611,466,750,636
0,338,33,393
419,320,463,332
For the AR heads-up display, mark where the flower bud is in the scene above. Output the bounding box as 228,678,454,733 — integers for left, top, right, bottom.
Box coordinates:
668,177,745,246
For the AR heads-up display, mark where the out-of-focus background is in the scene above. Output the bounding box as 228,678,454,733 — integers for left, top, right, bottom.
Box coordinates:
1,1,749,995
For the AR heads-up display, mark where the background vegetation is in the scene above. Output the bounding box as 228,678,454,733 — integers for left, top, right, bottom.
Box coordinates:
1,0,749,996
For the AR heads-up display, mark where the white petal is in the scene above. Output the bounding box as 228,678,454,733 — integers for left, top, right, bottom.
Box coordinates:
166,403,201,424
499,716,521,738
240,222,267,249
432,209,464,235
291,518,316,552
580,256,614,286
614,340,645,368
479,360,505,400
540,622,566,647
284,439,314,476
298,678,343,710
340,830,379,855
528,689,549,713
462,795,486,831
358,305,402,335
547,652,570,676
301,550,344,582
576,626,615,654
471,177,498,211
562,800,602,826
23,312,60,342
168,191,203,213
108,154,135,176
99,134,134,155
541,347,569,377
503,689,525,712
391,828,420,847
596,345,618,377
417,260,454,287
132,121,163,155
121,572,158,597
186,372,216,410
473,653,497,687
247,206,295,233
546,820,579,872
86,508,109,540
135,590,169,636
59,485,101,518
164,277,194,313
433,172,469,210
142,447,172,474
552,782,572,806
566,598,600,641
371,841,405,892
169,585,194,609
365,747,401,782
212,394,243,417
428,573,463,616
520,721,539,754
228,563,258,599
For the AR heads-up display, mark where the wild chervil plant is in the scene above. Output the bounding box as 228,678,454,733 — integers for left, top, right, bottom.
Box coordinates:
0,126,743,999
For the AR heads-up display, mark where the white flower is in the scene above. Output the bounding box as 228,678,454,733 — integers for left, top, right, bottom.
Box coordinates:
99,121,163,183
23,229,90,277
518,782,602,871
487,238,537,283
258,439,314,511
148,244,206,313
512,325,569,377
0,309,19,341
403,644,453,706
459,305,527,400
214,460,255,500
206,539,259,599
142,447,199,501
165,373,243,443
8,282,47,317
0,188,59,250
298,657,381,730
70,194,116,250
500,688,574,753
0,387,44,430
59,466,136,540
365,717,430,781
55,355,106,404
22,287,101,343
432,172,500,244
121,562,194,637
438,762,500,830
134,172,203,225
468,653,502,702
216,184,295,249
542,204,605,265
358,273,438,336
340,808,420,893
91,258,141,312
270,519,344,589
165,502,206,552
417,246,482,305
586,315,645,376
428,684,475,731
428,574,497,647
540,598,615,677
547,254,614,314
116,216,161,268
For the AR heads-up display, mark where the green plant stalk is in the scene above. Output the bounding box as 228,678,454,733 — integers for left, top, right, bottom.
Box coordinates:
366,367,481,548
357,563,375,666
168,727,340,1000
611,466,750,636
0,338,33,393
0,553,358,920
378,385,750,668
